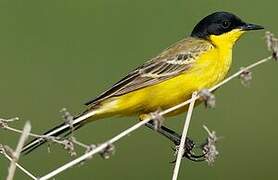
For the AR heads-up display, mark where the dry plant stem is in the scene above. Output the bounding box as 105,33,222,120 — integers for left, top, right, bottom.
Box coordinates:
4,126,46,138
70,137,90,149
3,153,37,180
210,55,273,91
4,125,88,149
39,119,150,180
38,55,273,180
172,92,197,180
6,122,31,180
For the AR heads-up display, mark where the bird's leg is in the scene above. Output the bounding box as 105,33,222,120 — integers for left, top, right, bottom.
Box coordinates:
145,120,206,162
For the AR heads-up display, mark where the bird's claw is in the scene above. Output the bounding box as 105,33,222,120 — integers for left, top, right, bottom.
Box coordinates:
171,137,207,163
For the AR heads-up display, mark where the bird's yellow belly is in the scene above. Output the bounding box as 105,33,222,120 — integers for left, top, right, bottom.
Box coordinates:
99,47,232,117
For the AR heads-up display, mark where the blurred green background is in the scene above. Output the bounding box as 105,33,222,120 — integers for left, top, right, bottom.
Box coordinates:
1,0,278,179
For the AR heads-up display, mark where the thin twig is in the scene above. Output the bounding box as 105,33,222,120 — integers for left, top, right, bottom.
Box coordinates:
38,54,274,180
70,137,90,149
3,126,43,138
172,92,197,180
2,152,38,180
0,117,19,122
39,119,150,180
6,121,31,180
209,56,273,91
2,122,84,149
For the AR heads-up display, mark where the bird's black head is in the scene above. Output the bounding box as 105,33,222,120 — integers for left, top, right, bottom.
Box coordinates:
191,11,264,39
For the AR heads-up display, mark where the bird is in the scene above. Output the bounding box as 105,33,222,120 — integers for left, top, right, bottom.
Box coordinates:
22,11,263,155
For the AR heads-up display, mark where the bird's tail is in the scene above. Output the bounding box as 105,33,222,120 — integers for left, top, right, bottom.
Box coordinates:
22,110,97,155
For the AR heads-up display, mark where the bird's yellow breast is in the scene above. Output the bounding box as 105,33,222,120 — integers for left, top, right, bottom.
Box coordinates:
98,30,244,117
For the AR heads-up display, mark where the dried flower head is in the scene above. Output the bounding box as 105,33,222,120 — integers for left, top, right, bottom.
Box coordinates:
0,144,3,153
47,143,52,153
0,117,19,128
150,109,165,131
265,31,278,61
60,108,74,122
60,108,74,132
202,125,219,166
0,120,7,128
62,139,77,156
81,144,97,162
99,144,115,159
239,67,252,87
199,89,216,108
77,144,97,166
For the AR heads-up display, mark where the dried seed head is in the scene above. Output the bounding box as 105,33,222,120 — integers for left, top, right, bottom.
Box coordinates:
202,125,220,166
0,117,20,128
199,89,216,108
273,40,278,60
85,144,97,154
265,31,278,61
77,144,97,166
47,143,52,153
60,108,74,123
99,144,115,159
62,139,77,156
60,108,74,133
265,31,274,51
150,110,164,131
85,144,97,158
0,120,7,128
239,67,252,87
0,144,4,155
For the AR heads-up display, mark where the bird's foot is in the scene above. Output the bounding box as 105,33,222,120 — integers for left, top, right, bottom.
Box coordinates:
171,137,207,163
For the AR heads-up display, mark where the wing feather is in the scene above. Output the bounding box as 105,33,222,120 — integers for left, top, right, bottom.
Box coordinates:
85,37,211,106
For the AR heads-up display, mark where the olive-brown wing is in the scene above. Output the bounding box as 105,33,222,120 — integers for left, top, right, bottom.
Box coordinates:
85,38,210,106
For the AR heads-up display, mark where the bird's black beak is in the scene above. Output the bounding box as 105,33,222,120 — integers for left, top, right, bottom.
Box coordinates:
240,23,264,31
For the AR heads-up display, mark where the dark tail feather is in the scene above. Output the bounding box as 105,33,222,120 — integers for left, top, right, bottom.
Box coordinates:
21,110,96,155
22,121,83,155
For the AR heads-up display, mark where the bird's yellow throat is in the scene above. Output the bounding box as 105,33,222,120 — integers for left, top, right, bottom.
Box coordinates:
209,29,245,48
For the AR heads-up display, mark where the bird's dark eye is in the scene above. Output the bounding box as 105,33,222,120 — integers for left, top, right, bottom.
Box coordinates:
221,21,230,28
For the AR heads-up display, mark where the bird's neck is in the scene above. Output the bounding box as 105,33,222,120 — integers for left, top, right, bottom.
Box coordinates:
202,30,246,85
208,29,245,49
207,29,245,78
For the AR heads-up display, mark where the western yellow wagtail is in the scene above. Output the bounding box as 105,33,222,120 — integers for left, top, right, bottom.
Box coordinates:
22,11,263,158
